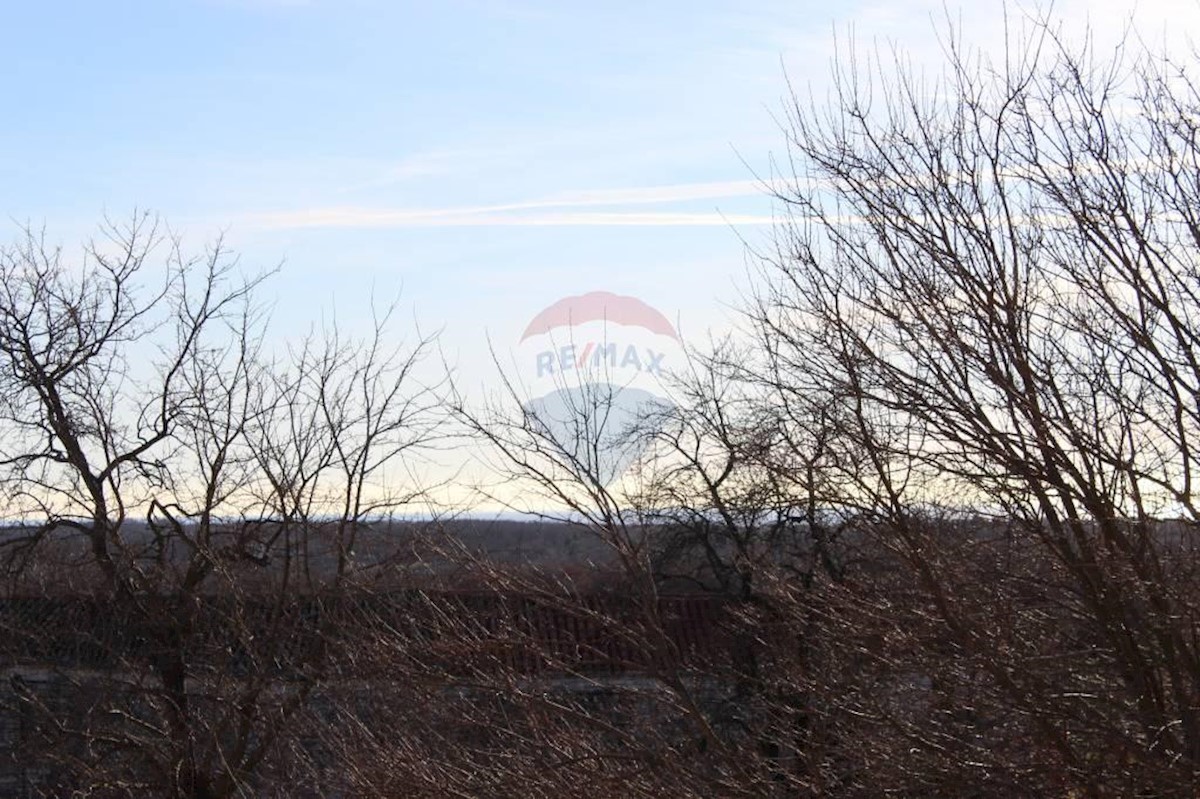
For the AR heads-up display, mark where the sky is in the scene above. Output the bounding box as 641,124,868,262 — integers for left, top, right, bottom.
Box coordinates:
1,0,1196,510
1,0,804,336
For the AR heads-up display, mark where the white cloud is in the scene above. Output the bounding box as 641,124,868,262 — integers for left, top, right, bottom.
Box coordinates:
240,179,777,229
246,208,774,229
545,180,769,206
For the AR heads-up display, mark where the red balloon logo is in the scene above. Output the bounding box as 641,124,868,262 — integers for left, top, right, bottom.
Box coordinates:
518,291,681,485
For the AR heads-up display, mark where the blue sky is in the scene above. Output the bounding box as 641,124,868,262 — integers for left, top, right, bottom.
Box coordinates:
1,2,815,342
1,0,1192,410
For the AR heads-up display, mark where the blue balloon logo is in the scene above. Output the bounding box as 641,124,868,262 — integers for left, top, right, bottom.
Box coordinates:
518,292,680,485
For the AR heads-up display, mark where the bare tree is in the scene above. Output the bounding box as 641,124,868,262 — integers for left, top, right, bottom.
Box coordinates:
748,12,1200,796
432,12,1200,797
0,216,443,798
433,330,879,796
